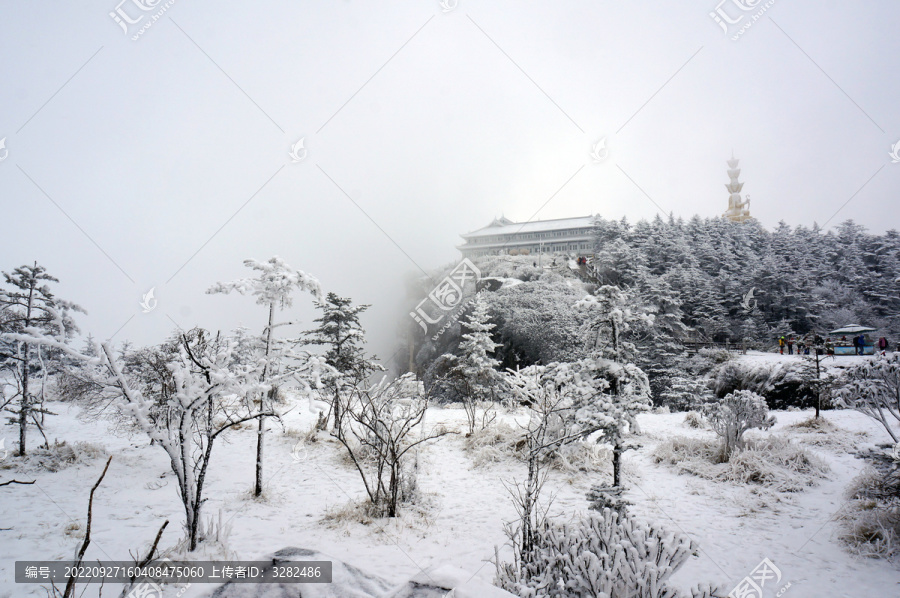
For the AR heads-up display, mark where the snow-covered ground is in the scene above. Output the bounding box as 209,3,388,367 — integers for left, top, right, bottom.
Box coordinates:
1,400,899,597
738,350,871,371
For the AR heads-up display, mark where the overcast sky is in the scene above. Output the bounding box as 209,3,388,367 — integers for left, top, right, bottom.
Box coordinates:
1,0,898,362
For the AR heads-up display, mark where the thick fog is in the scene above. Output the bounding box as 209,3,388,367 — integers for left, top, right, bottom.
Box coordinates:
1,0,898,360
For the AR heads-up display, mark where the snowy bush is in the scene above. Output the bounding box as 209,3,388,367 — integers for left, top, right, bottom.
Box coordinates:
463,420,611,473
704,390,775,459
658,374,715,412
586,484,630,513
712,359,813,410
840,468,900,559
652,435,828,493
496,508,703,598
697,348,734,365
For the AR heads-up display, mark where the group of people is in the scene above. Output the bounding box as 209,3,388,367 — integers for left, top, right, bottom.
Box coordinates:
777,335,810,355
777,334,891,357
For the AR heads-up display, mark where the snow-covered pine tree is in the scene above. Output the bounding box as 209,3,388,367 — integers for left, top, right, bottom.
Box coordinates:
0,262,84,456
438,295,502,434
207,256,323,497
576,285,653,486
634,276,689,402
577,285,653,362
304,292,382,435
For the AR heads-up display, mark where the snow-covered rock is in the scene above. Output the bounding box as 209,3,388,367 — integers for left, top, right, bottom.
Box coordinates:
385,564,516,598
207,548,392,597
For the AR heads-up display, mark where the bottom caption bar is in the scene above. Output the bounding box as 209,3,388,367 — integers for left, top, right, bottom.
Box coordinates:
15,561,332,584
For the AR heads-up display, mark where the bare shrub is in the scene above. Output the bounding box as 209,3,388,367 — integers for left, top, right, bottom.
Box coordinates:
788,415,838,431
334,373,450,517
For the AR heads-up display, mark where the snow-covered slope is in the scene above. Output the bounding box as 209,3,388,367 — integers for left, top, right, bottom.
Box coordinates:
1,402,898,598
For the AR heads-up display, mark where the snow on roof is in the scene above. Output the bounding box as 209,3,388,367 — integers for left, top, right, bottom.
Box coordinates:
461,215,596,239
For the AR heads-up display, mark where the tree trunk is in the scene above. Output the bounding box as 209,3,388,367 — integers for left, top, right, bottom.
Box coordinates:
612,441,621,487
254,302,276,497
522,450,536,560
18,278,36,457
187,502,199,552
18,345,29,457
254,413,265,497
332,387,342,438
814,349,822,419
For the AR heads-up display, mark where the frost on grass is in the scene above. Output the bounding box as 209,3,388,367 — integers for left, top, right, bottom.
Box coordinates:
683,411,705,429
840,444,900,560
840,467,900,560
1,439,107,473
652,435,828,493
463,421,611,473
786,415,868,452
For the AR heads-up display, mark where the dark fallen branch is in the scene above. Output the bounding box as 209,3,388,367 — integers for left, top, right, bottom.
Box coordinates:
0,478,35,487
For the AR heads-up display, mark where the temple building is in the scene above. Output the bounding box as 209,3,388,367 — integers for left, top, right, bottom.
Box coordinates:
723,153,752,222
457,215,596,258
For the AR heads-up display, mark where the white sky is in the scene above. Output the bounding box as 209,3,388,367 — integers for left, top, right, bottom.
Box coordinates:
1,0,898,363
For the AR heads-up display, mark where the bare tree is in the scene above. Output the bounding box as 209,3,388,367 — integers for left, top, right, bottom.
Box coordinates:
3,327,274,551
333,374,451,517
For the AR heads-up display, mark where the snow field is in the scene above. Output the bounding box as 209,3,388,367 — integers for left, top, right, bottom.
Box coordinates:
1,404,899,597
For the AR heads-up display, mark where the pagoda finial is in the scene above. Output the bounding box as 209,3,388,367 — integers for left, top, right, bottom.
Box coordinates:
723,153,751,223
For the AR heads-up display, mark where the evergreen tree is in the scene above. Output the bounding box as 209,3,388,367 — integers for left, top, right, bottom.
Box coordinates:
438,295,502,434
0,262,84,456
576,285,653,486
208,256,323,497
305,292,382,434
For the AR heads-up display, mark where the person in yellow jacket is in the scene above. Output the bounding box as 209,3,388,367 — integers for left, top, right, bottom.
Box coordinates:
778,336,785,355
